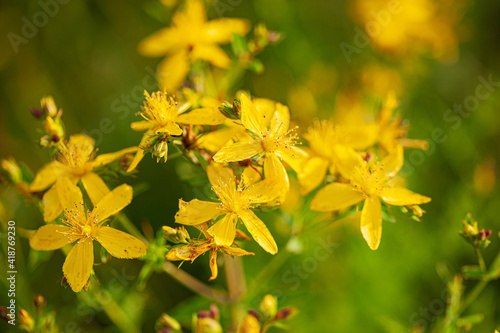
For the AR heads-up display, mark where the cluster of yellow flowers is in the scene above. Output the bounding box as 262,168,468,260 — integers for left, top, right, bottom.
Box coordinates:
8,0,436,293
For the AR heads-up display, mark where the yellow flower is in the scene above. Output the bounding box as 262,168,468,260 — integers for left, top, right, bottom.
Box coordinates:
352,0,462,61
29,178,147,292
377,91,429,153
138,0,250,92
213,95,307,199
30,134,137,222
298,118,378,195
175,164,280,254
128,90,227,171
310,146,431,250
166,238,253,281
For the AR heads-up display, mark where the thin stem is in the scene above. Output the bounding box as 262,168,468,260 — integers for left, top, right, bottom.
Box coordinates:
224,254,247,329
248,249,289,296
115,213,147,243
162,261,229,304
474,247,486,272
458,278,490,315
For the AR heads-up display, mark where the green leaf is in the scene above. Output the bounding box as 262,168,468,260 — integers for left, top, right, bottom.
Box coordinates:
456,313,484,327
461,265,483,280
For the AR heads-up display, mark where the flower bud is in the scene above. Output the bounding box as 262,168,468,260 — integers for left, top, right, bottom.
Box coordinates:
34,293,46,309
194,317,222,333
155,313,181,332
259,294,277,319
30,107,43,119
1,158,23,184
275,306,297,320
139,134,158,150
19,309,35,331
40,96,58,118
155,141,168,160
218,101,240,120
237,314,260,333
0,306,9,322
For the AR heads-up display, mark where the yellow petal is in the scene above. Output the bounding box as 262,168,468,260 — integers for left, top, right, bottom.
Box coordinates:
275,146,308,173
222,246,254,257
92,184,133,223
241,94,266,136
310,183,364,212
207,163,236,193
213,141,263,163
81,172,110,205
138,27,180,56
175,199,221,225
92,226,147,259
176,0,206,25
127,149,145,172
191,44,231,68
339,123,378,150
63,239,94,292
196,127,243,153
30,225,72,251
332,145,363,179
241,165,263,186
91,147,138,169
263,154,289,202
57,177,84,216
238,209,277,254
381,144,404,178
269,103,290,137
30,161,67,192
242,179,280,204
131,120,153,132
156,122,183,136
43,182,64,223
68,134,95,162
177,107,227,125
208,249,218,281
360,197,382,250
381,187,431,206
202,18,250,44
208,213,237,247
298,156,329,195
157,51,190,93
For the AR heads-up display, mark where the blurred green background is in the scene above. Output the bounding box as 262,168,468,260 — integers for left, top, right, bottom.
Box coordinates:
1,0,499,332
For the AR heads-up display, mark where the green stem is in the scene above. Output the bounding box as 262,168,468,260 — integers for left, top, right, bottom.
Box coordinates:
224,254,247,329
162,262,229,304
474,247,486,272
116,213,147,243
248,249,289,296
458,278,490,316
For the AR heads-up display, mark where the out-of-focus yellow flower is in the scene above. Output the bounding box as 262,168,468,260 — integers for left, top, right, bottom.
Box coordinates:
298,119,378,195
310,146,431,250
377,91,429,153
1,157,32,198
175,164,280,254
473,158,496,196
352,0,462,61
237,314,261,333
30,134,136,222
166,236,253,281
29,178,147,292
128,90,226,170
139,0,250,92
213,94,307,200
359,64,402,96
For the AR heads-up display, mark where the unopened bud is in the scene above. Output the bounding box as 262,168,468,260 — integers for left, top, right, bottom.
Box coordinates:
0,306,9,321
155,141,168,160
139,134,158,150
259,294,277,318
275,306,297,320
237,314,260,333
194,317,222,333
19,309,35,331
218,100,240,120
40,96,58,118
34,293,46,309
51,134,60,143
1,158,23,183
155,313,181,332
30,107,43,119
